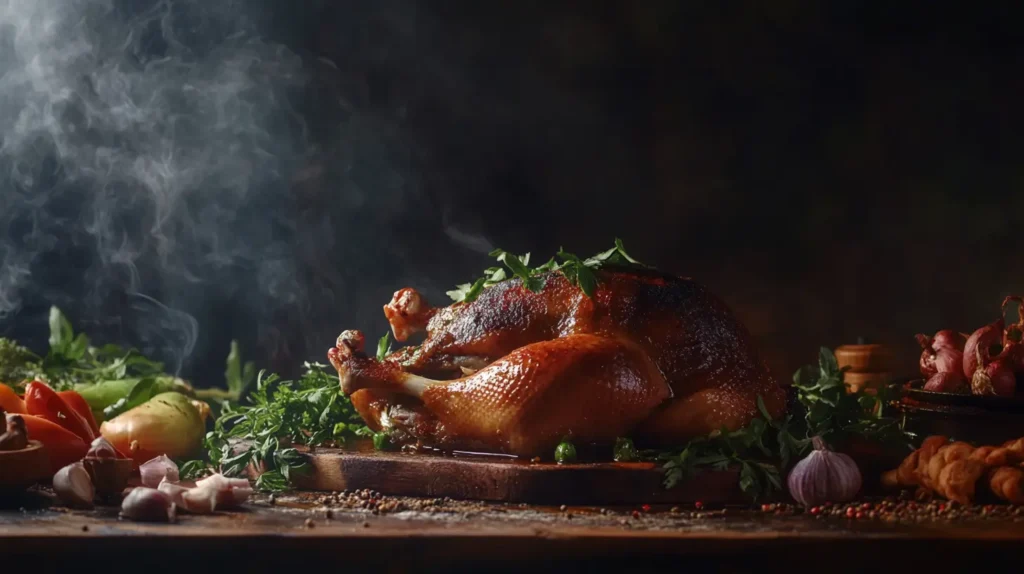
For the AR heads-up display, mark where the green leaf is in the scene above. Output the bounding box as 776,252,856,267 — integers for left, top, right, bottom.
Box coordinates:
178,460,210,480
376,332,392,361
254,470,288,492
756,395,773,423
225,340,248,395
101,377,159,419
48,307,73,350
613,238,642,264
818,347,840,377
446,278,486,303
220,450,253,477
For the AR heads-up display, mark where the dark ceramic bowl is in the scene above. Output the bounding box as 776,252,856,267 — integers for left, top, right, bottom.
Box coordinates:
898,379,1024,444
903,379,1024,413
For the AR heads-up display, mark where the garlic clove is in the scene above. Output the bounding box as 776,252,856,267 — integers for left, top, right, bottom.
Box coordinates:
120,487,176,523
157,478,189,508
193,473,253,509
87,436,122,459
140,454,180,488
180,485,220,514
52,462,95,509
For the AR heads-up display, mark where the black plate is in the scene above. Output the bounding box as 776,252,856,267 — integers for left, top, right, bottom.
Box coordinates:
903,379,1024,413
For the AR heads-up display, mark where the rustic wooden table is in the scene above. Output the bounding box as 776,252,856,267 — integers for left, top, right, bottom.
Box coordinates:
2,488,1023,573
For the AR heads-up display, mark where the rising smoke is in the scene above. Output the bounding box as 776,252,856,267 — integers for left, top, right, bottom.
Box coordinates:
0,0,338,376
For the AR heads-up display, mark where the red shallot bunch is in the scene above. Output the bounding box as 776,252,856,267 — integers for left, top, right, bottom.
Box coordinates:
920,296,1024,397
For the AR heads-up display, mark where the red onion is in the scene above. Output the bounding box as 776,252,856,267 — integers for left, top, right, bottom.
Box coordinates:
971,344,1017,397
934,346,964,375
786,437,862,507
963,318,1004,379
999,296,1024,376
916,334,938,377
932,329,967,351
139,455,179,488
87,436,121,459
923,371,969,394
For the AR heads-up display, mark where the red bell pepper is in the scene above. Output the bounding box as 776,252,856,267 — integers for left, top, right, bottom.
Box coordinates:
19,414,90,473
24,381,96,442
0,383,25,414
57,390,101,437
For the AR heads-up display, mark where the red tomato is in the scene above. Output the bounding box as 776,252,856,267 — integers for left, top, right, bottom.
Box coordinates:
24,381,96,442
18,414,90,473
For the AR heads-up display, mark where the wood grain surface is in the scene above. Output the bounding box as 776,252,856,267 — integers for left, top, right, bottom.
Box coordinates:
248,445,755,505
1,490,1022,573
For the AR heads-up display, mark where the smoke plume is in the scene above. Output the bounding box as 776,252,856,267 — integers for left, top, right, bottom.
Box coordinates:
0,0,319,376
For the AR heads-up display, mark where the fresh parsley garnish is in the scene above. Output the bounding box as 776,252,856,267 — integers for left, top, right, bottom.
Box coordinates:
655,396,807,500
376,332,393,361
447,238,645,303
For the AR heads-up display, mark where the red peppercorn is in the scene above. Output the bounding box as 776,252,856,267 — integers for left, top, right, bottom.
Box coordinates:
861,502,871,510
694,501,704,510
641,504,651,513
631,510,640,519
938,504,946,512
846,507,856,518
761,504,771,512
810,507,820,515
855,511,865,519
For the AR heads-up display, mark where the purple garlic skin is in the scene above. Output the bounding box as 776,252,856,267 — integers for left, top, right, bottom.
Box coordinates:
786,436,862,507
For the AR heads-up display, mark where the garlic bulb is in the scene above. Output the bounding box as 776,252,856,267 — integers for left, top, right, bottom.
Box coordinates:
786,436,862,507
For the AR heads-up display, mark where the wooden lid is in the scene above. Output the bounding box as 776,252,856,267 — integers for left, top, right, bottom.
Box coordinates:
835,344,894,373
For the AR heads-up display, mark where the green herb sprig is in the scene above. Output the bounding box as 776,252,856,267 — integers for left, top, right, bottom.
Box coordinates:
447,238,644,303
188,362,369,491
652,347,916,500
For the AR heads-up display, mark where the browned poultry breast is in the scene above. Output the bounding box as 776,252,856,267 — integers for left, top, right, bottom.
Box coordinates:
328,266,787,457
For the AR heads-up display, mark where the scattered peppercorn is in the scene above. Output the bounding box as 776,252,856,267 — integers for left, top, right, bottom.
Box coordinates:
694,501,704,510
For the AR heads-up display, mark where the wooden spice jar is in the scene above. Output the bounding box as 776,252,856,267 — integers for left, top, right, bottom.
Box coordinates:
834,343,895,393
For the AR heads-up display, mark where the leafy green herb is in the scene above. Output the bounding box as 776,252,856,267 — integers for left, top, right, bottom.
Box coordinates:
554,440,577,464
178,459,211,480
376,332,393,361
657,401,804,500
656,347,915,500
489,249,544,292
447,239,646,303
190,362,367,492
613,437,638,462
0,338,40,385
225,340,256,398
792,347,916,450
0,306,170,395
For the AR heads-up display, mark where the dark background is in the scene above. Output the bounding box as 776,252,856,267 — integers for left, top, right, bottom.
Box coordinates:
3,0,1024,387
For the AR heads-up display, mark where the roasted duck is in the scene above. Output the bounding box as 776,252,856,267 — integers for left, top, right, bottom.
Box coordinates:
328,265,787,457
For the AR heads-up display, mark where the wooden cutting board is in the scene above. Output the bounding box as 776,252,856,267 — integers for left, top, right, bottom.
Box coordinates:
248,445,756,505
